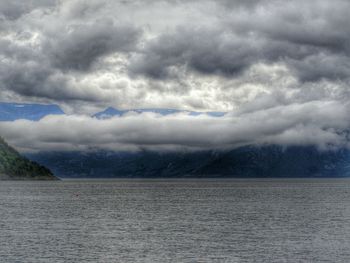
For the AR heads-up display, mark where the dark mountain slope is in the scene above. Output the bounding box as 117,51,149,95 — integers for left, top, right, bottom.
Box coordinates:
0,137,57,180
26,146,350,178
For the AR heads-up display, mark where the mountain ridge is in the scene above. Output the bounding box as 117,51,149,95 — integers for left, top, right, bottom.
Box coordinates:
93,107,226,119
0,102,64,121
0,102,227,121
26,145,350,178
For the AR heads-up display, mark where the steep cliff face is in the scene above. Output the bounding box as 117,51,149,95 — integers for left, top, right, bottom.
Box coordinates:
0,137,57,180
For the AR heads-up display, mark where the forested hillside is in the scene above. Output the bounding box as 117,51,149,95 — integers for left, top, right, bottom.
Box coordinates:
0,137,57,180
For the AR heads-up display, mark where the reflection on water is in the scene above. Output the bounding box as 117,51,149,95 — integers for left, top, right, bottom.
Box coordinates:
0,179,350,262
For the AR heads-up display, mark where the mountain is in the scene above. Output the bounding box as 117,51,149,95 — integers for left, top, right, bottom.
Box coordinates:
0,137,57,180
0,102,226,121
93,107,226,119
0,102,64,121
26,146,350,178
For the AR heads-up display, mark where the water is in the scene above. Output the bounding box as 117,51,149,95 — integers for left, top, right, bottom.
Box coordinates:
0,179,350,263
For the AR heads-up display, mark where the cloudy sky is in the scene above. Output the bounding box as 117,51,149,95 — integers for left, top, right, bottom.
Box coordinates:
1,0,350,152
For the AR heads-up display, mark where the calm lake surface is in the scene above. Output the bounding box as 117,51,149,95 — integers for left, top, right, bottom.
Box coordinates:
0,179,350,262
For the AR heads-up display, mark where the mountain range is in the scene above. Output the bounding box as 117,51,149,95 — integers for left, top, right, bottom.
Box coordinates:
26,146,350,179
0,102,64,121
93,107,226,119
0,102,226,121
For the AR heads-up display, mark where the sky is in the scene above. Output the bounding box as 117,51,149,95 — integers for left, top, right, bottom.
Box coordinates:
1,0,350,152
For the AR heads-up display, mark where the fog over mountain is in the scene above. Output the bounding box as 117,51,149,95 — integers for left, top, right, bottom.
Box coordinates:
1,0,350,154
1,100,350,153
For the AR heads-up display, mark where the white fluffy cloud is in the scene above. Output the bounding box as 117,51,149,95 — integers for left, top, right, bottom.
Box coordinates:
1,100,349,152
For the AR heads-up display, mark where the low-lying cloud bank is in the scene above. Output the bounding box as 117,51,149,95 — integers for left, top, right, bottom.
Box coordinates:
1,100,349,153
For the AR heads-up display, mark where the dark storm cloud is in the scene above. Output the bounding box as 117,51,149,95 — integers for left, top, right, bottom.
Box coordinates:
129,28,256,78
289,54,350,82
128,27,316,79
0,9,140,101
1,0,350,101
0,37,71,101
46,20,141,71
0,0,56,20
1,62,54,97
0,37,55,99
129,0,350,83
